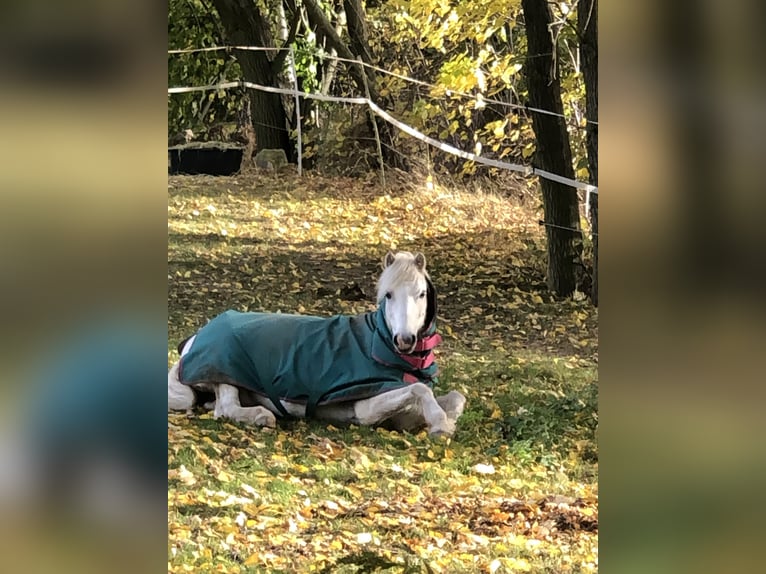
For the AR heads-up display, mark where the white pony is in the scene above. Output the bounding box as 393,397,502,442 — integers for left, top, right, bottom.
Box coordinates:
168,251,465,436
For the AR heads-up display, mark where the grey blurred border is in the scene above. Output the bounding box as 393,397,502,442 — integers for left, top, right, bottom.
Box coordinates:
0,1,168,572
601,0,766,572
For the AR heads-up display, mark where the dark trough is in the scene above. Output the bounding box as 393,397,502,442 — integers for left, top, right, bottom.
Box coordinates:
168,143,244,176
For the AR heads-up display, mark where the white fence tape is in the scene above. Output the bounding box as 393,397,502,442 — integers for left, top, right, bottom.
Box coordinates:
368,101,596,193
169,45,597,127
169,79,367,105
168,79,598,195
168,46,284,54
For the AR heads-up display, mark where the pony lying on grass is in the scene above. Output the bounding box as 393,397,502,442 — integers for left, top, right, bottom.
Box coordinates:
168,251,466,437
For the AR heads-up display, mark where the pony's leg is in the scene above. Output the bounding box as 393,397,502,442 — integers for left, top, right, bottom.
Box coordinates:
168,361,195,412
353,382,454,437
213,384,277,428
386,391,466,434
436,391,466,423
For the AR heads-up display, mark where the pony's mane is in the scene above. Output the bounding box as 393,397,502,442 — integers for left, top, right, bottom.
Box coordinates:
376,253,429,302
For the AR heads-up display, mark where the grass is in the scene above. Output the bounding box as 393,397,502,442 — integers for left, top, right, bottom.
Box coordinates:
168,171,598,573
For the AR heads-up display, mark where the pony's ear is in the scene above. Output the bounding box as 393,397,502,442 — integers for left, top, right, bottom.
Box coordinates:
414,252,426,271
383,251,396,268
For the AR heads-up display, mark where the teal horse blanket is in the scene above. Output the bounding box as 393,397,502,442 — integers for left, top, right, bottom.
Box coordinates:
178,285,441,417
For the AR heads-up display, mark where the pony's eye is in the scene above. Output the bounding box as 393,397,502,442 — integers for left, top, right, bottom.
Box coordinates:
385,292,392,300
419,291,427,299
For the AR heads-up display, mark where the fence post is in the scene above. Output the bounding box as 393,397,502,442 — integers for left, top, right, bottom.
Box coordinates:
289,46,302,176
357,56,385,187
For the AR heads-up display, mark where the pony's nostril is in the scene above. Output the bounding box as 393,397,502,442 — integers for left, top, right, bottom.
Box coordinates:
395,334,415,349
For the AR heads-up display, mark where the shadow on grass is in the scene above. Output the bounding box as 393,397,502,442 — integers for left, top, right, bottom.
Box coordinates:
166,228,573,346
317,548,429,574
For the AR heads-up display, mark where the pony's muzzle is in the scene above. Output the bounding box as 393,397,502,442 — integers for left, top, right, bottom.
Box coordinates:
394,333,416,353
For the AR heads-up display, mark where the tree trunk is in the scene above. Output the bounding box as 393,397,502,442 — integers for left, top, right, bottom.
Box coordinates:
303,0,367,89
304,0,404,168
343,0,403,169
521,0,582,297
579,0,598,306
210,0,290,155
343,0,374,71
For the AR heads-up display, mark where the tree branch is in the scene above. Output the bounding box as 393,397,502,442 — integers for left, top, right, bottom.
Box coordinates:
270,7,301,73
302,0,370,90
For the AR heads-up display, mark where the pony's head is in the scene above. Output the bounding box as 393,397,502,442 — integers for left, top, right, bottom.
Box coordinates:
377,251,431,354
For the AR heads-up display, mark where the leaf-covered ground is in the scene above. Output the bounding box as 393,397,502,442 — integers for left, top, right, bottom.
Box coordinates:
168,172,598,573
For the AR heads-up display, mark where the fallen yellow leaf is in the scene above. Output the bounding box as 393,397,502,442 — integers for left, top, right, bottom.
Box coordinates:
244,553,260,565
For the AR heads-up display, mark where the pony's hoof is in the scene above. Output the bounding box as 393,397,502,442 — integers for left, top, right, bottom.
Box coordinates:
235,408,277,429
443,391,466,419
428,419,455,438
260,415,277,428
251,409,277,429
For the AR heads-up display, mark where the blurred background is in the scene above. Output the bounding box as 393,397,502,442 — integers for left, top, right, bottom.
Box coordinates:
0,1,167,572
600,0,766,572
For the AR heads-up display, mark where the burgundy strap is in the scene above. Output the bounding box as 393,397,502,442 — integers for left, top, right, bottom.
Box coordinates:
400,351,435,370
403,372,419,384
414,333,442,351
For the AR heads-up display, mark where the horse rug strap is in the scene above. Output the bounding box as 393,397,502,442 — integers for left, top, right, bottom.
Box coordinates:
178,284,440,417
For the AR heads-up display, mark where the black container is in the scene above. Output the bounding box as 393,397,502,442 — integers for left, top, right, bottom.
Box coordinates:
169,144,243,176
